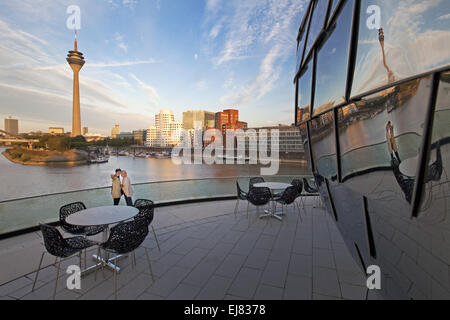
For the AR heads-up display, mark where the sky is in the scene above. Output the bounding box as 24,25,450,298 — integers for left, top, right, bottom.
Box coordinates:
0,0,307,135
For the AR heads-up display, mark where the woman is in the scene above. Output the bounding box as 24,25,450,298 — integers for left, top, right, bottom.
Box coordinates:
121,170,133,206
111,169,122,205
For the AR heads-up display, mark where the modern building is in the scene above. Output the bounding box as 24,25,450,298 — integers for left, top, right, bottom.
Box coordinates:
84,133,107,142
111,125,120,138
240,125,304,153
155,110,183,147
183,110,215,131
215,109,247,135
145,126,158,147
133,129,147,146
48,127,65,135
82,127,89,136
116,132,133,140
4,117,18,136
66,31,85,137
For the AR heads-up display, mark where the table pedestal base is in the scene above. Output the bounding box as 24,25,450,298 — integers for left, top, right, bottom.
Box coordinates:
80,254,128,276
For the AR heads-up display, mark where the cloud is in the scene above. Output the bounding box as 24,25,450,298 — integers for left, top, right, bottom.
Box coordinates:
194,80,208,90
207,0,306,105
115,33,128,52
438,13,450,20
194,53,198,60
130,74,160,106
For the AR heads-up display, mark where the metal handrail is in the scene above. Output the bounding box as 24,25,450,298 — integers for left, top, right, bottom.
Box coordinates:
0,174,313,204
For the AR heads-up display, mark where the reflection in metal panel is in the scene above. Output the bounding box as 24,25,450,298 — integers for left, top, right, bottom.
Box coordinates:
352,0,450,97
296,58,314,123
314,0,354,115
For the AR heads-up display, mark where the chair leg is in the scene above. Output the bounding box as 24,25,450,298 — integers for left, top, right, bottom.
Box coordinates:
152,226,161,252
144,247,155,282
234,199,239,215
114,256,118,300
246,202,250,218
84,249,87,270
133,251,137,268
32,252,45,292
79,251,82,270
53,258,61,300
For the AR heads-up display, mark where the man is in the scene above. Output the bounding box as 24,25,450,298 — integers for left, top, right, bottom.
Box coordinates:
121,170,133,206
111,169,122,205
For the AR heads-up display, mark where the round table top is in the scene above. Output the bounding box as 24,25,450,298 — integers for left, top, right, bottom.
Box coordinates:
253,182,292,190
399,156,418,177
66,206,139,227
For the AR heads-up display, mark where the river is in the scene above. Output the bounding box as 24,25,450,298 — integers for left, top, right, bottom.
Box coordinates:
0,148,309,201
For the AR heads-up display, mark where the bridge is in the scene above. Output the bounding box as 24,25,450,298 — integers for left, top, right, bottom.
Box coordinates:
0,130,39,148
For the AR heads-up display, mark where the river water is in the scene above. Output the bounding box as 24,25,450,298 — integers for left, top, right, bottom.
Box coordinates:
0,148,309,201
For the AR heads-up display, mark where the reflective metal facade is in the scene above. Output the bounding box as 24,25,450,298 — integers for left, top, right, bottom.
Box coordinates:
295,0,450,299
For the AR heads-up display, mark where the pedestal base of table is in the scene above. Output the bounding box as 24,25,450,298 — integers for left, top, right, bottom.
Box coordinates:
80,254,128,276
260,202,283,221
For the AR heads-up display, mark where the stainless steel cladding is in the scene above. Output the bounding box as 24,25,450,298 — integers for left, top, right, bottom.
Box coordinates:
295,0,450,299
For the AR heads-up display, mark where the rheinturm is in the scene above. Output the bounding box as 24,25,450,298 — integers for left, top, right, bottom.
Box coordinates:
66,31,85,137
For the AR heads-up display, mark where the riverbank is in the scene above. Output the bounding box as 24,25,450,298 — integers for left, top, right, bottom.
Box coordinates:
2,147,87,166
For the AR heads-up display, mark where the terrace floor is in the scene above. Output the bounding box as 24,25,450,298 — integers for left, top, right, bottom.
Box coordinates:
0,198,383,300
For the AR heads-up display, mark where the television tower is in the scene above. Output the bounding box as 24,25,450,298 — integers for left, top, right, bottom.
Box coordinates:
66,31,85,137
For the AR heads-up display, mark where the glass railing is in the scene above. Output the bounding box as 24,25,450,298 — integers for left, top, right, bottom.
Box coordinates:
0,175,312,236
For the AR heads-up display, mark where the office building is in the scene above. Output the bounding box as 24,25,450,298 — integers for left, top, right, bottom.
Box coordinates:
82,127,88,135
49,127,65,135
155,110,183,147
133,129,147,146
4,117,19,136
183,110,215,131
111,125,120,138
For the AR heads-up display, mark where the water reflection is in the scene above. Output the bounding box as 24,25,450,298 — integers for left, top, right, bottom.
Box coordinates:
304,0,329,59
310,110,337,179
338,76,432,208
352,0,450,96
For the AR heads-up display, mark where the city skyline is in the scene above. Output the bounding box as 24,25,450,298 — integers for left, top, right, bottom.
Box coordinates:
0,0,307,136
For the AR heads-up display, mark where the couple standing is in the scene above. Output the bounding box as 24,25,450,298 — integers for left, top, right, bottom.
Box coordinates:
111,168,133,206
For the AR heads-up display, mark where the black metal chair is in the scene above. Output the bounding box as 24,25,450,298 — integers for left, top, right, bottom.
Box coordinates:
303,178,322,208
274,186,301,220
291,179,305,212
96,219,154,299
32,224,96,299
246,187,272,225
133,199,160,252
234,182,248,215
60,202,105,237
249,177,265,190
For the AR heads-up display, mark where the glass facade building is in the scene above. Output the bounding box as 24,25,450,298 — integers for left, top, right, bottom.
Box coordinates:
295,0,450,299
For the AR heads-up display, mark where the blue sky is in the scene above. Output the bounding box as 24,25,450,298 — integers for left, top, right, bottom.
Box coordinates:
0,0,307,135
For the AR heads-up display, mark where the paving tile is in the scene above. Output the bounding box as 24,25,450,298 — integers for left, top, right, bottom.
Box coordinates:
177,248,210,269
255,234,276,250
288,254,312,278
313,248,336,269
244,249,271,270
260,260,289,288
283,275,312,300
340,283,367,300
147,266,191,297
215,254,247,279
254,284,283,300
228,268,262,299
167,283,201,300
312,267,341,298
196,275,233,300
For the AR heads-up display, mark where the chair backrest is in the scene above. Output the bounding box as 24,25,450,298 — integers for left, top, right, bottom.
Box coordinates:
303,178,318,193
103,219,149,255
134,199,155,225
279,186,298,205
249,177,265,190
40,224,68,258
291,179,303,195
236,182,247,199
59,202,86,234
247,187,272,206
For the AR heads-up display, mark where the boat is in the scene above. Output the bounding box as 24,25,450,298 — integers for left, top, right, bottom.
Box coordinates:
295,0,450,299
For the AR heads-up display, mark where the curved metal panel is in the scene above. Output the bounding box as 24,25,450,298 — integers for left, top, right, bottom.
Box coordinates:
352,0,450,97
314,0,354,115
296,58,314,123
